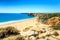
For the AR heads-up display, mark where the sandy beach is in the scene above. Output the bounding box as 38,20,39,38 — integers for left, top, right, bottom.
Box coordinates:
0,17,60,40
0,17,49,31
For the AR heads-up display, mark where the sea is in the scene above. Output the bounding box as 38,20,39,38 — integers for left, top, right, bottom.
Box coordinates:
0,13,34,22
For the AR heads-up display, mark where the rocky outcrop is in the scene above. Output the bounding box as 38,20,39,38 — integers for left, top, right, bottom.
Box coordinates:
48,17,60,26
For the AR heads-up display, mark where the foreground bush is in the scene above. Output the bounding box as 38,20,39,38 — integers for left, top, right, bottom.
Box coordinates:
3,35,25,40
5,27,20,35
0,26,20,39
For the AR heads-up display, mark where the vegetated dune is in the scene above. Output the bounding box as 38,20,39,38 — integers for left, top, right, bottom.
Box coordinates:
0,17,60,40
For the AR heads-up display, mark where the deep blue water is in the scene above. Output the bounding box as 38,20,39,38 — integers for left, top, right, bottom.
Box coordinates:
0,13,34,22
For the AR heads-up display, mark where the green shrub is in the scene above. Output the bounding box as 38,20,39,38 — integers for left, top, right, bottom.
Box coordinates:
51,23,60,30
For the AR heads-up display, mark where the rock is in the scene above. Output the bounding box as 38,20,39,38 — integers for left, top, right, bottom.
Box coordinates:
48,17,60,26
16,36,25,40
29,36,36,40
53,32,59,36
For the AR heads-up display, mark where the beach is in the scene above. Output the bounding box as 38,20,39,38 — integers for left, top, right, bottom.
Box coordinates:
0,17,60,40
0,17,49,31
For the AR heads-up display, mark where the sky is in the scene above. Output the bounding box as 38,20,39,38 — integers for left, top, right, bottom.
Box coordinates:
0,0,60,13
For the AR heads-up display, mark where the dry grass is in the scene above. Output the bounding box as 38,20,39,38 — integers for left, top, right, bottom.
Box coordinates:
3,35,25,40
0,26,20,39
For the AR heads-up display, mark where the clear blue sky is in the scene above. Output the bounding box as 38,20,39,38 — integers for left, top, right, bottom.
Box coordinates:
0,0,60,13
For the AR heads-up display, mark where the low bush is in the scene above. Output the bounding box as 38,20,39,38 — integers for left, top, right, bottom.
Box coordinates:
51,23,60,30
0,26,20,39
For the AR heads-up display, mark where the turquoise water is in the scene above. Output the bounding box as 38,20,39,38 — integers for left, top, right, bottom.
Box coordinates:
0,13,34,22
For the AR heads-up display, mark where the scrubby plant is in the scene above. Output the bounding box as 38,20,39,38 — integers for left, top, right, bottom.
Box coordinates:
53,32,59,36
0,26,20,39
51,23,60,30
5,26,20,35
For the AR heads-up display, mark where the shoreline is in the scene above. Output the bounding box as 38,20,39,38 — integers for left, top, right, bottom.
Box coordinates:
0,17,35,26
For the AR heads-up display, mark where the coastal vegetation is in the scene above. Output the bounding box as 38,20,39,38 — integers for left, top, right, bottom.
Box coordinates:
0,26,20,40
51,23,60,30
0,26,60,40
28,13,60,30
28,13,60,21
